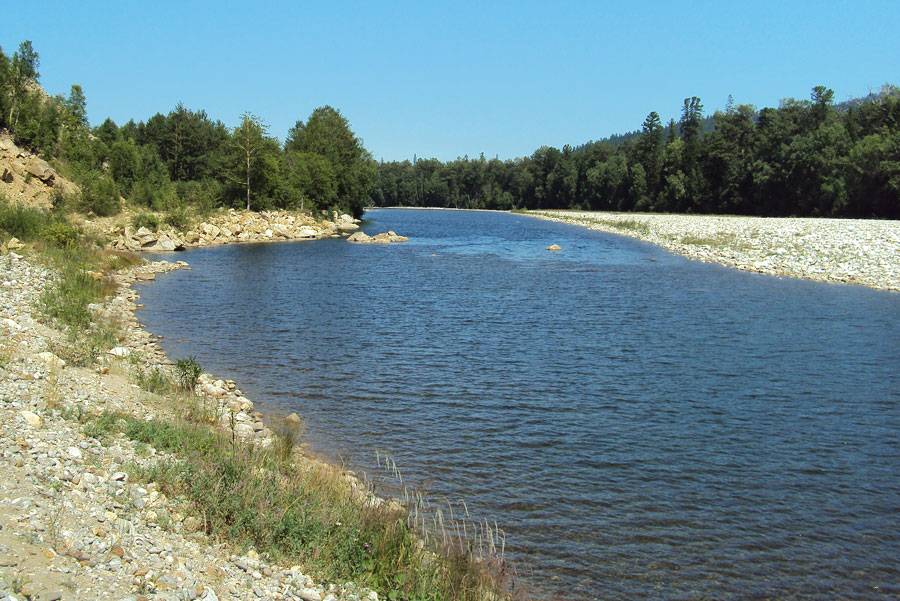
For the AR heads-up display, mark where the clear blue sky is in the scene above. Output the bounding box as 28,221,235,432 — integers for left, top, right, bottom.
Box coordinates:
5,1,899,161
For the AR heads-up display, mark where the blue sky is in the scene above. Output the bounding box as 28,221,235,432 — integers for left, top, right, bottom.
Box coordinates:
5,1,899,161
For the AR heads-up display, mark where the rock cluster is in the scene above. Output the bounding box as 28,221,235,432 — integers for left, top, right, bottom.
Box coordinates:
0,252,381,601
108,211,363,253
346,231,409,245
0,133,79,209
531,210,900,291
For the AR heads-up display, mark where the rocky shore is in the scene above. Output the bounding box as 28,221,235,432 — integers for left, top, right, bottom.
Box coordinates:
104,211,362,253
529,210,900,291
0,252,381,601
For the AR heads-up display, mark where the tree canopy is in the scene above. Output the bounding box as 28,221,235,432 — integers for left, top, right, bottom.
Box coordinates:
370,86,900,219
1,39,897,220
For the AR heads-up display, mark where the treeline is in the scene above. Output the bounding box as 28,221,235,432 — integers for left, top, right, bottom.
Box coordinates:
1,40,375,218
372,86,900,219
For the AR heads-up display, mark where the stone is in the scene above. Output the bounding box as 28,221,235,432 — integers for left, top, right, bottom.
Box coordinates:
347,232,372,243
298,589,323,601
6,237,25,250
233,423,255,437
24,156,55,182
183,516,202,533
108,346,131,357
20,410,41,428
35,351,66,369
546,244,562,251
286,412,302,425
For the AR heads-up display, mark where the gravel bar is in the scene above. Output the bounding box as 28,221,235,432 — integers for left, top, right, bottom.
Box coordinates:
529,210,900,292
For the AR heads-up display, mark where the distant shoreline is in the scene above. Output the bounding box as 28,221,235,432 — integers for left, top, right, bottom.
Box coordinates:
524,210,899,291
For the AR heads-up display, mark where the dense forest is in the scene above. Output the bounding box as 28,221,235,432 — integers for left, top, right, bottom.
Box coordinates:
0,40,375,218
371,88,900,219
3,39,898,220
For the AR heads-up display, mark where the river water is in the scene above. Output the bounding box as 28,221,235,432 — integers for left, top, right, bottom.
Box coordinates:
137,209,900,600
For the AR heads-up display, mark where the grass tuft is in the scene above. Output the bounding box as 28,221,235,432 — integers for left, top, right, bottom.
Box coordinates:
174,356,203,392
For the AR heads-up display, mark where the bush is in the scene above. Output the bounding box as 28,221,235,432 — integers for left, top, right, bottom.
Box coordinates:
39,259,105,329
77,176,121,216
131,212,159,232
0,199,52,240
164,205,191,230
41,221,81,247
134,365,173,395
174,356,202,392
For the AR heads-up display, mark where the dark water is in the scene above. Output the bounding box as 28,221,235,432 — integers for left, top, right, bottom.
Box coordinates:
137,209,900,600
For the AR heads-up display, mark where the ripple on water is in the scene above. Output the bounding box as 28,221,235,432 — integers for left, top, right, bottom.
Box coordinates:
138,209,900,601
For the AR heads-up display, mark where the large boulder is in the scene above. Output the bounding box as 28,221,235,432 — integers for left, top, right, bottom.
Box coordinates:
24,157,55,183
142,234,183,252
347,232,372,243
348,231,409,244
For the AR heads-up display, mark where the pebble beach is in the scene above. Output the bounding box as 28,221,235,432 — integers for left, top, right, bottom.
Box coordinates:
529,210,900,291
0,252,379,601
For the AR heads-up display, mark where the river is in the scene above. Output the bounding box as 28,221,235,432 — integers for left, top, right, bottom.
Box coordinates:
137,208,900,600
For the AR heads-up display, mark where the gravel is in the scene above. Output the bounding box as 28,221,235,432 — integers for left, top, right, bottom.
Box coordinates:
529,211,900,291
0,252,379,601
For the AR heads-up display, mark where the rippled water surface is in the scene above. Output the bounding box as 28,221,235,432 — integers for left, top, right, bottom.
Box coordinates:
138,209,900,600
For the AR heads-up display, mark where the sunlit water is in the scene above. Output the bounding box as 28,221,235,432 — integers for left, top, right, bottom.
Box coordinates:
138,209,900,600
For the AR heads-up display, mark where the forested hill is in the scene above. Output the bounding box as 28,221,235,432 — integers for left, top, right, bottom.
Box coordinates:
0,40,374,219
3,39,897,221
371,87,900,219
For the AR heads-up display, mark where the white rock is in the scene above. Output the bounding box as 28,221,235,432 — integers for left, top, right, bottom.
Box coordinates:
233,423,255,437
21,410,41,428
35,351,66,369
67,446,83,459
298,589,323,601
108,346,131,357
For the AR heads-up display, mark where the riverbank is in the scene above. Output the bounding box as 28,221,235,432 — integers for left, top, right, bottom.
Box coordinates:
0,248,509,600
527,210,900,291
0,253,378,601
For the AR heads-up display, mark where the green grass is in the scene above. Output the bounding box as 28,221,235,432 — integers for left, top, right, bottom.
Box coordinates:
38,246,109,330
82,400,515,601
0,198,52,241
131,212,160,232
134,365,173,395
174,356,203,392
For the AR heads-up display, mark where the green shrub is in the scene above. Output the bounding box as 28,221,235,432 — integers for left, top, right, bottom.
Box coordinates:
131,212,159,232
83,411,128,439
41,221,81,247
134,365,172,394
77,176,121,216
39,261,104,330
174,356,202,391
49,186,75,213
164,205,191,230
0,199,52,240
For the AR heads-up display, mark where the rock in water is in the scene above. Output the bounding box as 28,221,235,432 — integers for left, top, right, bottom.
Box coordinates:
546,244,562,251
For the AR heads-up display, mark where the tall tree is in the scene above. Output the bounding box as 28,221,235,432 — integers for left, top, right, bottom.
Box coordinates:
228,112,268,211
285,106,374,217
7,41,40,132
64,84,88,127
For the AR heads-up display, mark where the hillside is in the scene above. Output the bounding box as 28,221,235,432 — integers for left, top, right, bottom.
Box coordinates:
0,132,78,209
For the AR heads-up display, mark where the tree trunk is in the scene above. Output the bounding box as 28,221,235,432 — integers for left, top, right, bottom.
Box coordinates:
245,147,251,211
